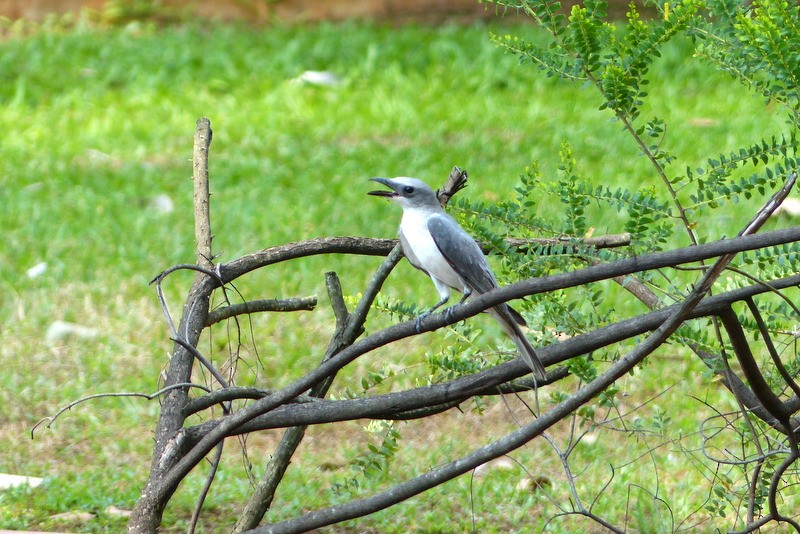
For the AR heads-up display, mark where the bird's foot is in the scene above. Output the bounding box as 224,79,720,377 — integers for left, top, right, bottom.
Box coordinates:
443,305,457,323
414,311,431,334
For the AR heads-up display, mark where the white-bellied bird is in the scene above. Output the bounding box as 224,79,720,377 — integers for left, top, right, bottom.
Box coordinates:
368,177,546,379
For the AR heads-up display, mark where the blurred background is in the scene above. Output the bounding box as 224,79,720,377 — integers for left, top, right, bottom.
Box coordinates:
1,0,793,532
1,0,494,23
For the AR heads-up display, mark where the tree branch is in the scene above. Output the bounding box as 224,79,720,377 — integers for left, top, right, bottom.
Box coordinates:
216,233,630,287
32,383,211,438
745,297,800,401
205,297,317,326
718,307,792,429
193,117,213,269
180,271,800,447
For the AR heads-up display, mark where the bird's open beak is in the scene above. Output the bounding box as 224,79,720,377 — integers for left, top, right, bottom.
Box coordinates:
367,177,398,198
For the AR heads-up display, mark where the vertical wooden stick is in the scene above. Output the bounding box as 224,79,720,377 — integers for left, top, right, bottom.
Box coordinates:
193,117,213,269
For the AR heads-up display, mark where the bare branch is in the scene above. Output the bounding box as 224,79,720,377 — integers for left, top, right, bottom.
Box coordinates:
205,297,317,326
188,441,223,534
216,233,630,287
183,387,272,416
254,273,715,533
32,383,211,438
219,237,396,283
150,263,222,286
745,297,800,401
172,337,230,392
149,263,222,339
155,231,800,506
193,117,213,269
718,307,791,428
233,245,405,531
131,143,800,533
129,119,220,533
182,388,317,417
436,165,469,207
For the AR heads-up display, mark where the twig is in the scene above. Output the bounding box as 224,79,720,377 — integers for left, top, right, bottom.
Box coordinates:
193,117,213,270
719,307,800,530
182,388,316,418
436,165,469,207
188,441,224,534
31,383,210,438
541,432,584,512
745,297,800,401
205,297,317,326
150,263,223,286
588,258,661,309
149,263,223,339
172,337,230,392
153,273,179,338
346,245,404,338
219,237,397,283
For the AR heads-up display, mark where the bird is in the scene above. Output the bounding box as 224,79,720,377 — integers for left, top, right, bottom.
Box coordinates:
368,177,546,379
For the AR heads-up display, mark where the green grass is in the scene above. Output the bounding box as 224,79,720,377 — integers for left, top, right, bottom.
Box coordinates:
0,16,796,532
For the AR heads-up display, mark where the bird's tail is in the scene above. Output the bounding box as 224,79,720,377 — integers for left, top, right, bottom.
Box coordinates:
489,305,547,380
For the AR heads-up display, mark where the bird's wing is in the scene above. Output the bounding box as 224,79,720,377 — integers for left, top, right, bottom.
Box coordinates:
427,214,498,294
398,227,426,273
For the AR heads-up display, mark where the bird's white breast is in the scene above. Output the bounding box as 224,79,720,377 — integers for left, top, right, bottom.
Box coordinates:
400,210,464,290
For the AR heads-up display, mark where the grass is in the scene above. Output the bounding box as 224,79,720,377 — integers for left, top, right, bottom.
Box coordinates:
0,14,797,533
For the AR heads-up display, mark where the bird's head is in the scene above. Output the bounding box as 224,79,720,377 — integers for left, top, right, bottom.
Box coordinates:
368,177,439,210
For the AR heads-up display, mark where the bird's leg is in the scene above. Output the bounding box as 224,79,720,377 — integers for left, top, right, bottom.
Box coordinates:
415,295,450,333
444,289,472,322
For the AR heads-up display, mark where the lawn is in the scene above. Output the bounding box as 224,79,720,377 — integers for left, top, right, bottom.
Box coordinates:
0,11,796,533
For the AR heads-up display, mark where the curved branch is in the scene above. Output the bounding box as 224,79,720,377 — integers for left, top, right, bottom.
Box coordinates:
215,233,632,287
32,383,211,438
219,237,397,283
149,263,223,339
744,297,800,401
172,337,230,392
718,307,791,428
182,387,319,417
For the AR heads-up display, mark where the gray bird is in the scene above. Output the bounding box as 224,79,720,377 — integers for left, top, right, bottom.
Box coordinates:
368,177,546,379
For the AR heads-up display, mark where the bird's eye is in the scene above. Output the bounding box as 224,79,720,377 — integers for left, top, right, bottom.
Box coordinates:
403,186,415,195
